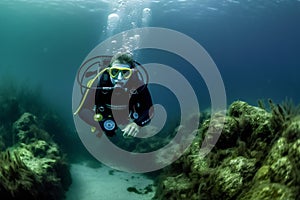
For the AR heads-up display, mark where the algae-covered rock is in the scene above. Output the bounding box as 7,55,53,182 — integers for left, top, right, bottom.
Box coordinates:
239,182,296,200
188,153,209,175
266,137,289,165
288,139,300,169
155,174,197,200
13,113,52,144
25,139,60,158
229,101,273,150
263,136,299,187
201,114,239,150
253,165,272,182
269,157,295,185
210,156,257,199
154,100,300,200
0,112,72,199
283,118,300,142
13,112,37,132
288,139,300,197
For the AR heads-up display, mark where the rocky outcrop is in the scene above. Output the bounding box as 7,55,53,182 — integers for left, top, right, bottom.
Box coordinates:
0,112,71,200
154,100,300,200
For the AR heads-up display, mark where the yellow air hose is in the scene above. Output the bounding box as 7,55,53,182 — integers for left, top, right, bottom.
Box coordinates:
73,68,108,115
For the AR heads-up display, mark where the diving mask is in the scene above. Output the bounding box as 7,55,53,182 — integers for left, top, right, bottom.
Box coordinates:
108,64,133,79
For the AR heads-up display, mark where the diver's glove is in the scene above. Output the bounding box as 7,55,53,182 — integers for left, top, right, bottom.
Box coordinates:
122,122,140,138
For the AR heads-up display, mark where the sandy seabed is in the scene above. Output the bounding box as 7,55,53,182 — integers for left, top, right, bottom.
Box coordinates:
66,163,155,200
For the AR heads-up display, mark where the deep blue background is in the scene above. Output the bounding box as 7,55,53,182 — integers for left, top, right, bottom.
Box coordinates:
0,0,299,124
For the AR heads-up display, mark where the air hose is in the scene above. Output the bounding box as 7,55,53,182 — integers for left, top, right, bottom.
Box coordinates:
73,67,108,115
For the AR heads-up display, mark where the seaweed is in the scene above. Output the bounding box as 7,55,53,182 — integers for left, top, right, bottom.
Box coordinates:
257,98,300,135
257,99,265,110
278,98,300,119
0,150,41,199
268,98,300,134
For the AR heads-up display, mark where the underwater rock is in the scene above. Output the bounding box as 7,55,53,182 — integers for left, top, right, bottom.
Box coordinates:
155,174,197,200
253,165,272,182
13,112,37,132
0,112,72,199
13,112,52,144
264,137,296,185
288,139,300,197
25,139,60,158
209,156,256,199
187,148,209,175
154,100,300,200
269,157,295,185
265,137,289,164
201,113,239,150
239,182,295,200
283,118,300,142
228,101,273,150
289,139,300,168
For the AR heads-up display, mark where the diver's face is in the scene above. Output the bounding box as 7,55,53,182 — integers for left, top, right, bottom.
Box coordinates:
109,63,132,87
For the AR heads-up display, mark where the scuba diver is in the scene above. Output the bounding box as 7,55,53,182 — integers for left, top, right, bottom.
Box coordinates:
74,53,153,137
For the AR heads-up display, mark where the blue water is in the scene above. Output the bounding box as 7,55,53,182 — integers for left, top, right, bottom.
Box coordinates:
1,1,299,114
0,0,299,142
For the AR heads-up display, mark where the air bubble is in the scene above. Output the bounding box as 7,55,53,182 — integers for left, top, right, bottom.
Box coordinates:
107,13,120,31
142,7,151,26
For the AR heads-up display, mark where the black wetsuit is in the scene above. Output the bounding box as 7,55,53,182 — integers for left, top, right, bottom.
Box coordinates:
95,71,153,136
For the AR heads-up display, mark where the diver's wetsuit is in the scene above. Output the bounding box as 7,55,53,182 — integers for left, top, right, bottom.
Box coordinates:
95,70,153,136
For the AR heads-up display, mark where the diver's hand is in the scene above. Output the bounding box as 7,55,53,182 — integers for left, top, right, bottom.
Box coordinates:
122,122,140,137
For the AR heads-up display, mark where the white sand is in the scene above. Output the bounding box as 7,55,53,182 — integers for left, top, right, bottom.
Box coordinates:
66,163,156,200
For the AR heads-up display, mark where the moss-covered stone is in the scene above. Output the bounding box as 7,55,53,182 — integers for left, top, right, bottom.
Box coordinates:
266,137,289,165
253,165,271,182
189,153,209,175
201,114,239,150
210,156,257,199
154,100,300,200
287,139,300,197
269,157,295,185
229,101,273,151
0,112,72,199
283,118,300,142
155,174,196,200
288,139,300,169
239,182,295,200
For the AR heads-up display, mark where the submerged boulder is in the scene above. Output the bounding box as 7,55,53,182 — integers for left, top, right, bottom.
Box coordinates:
239,182,295,200
13,112,52,144
0,112,72,199
154,100,300,200
210,156,257,199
